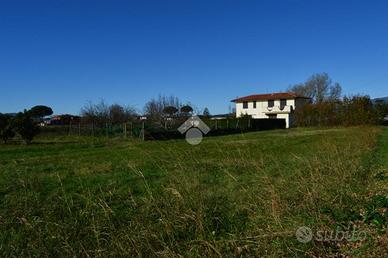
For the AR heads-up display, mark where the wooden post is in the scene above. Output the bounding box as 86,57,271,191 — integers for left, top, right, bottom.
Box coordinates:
69,119,73,136
105,122,108,137
130,122,133,138
215,120,218,130
124,123,127,138
226,119,229,129
92,122,94,136
78,122,81,136
141,121,145,141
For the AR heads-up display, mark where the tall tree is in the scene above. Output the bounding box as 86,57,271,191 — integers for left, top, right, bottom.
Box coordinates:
81,101,137,125
144,95,182,121
203,107,210,117
28,105,53,120
80,100,109,127
328,82,342,101
109,104,126,124
289,73,342,103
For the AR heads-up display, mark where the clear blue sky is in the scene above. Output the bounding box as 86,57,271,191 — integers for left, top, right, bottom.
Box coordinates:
1,0,387,115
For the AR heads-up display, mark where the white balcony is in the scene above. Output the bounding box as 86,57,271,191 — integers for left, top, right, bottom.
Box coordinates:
263,105,293,114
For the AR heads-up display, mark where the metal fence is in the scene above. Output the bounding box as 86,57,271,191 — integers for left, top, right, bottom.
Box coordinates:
38,117,285,140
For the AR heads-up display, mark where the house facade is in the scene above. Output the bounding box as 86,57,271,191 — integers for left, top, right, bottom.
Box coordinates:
231,92,311,128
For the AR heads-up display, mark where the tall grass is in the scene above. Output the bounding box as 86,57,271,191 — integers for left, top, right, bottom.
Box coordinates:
0,126,385,257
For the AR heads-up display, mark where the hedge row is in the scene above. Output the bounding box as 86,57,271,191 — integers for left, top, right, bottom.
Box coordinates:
145,118,285,141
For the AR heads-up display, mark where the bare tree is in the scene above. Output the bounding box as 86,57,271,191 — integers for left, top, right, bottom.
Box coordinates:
328,82,342,101
82,100,137,127
289,82,315,100
80,101,97,124
124,105,137,121
93,100,109,126
109,104,126,124
289,73,342,103
108,104,137,124
144,95,182,122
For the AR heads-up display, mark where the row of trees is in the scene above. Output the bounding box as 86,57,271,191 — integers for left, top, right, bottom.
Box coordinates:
289,73,387,127
3,73,384,143
143,95,198,122
0,107,46,144
0,97,208,144
80,96,211,128
80,101,137,127
293,95,387,127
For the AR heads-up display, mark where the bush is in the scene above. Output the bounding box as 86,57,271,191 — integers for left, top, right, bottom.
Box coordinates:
251,118,286,130
294,95,380,127
0,114,15,143
144,118,285,141
12,111,39,144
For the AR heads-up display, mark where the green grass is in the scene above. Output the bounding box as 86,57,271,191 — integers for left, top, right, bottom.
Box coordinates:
0,127,386,257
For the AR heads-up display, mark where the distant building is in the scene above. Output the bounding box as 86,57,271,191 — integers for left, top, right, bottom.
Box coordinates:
48,114,80,125
372,97,388,104
209,114,231,120
4,113,17,117
231,92,311,128
138,116,148,121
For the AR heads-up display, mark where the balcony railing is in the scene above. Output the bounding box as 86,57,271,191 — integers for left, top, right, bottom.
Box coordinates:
264,105,293,114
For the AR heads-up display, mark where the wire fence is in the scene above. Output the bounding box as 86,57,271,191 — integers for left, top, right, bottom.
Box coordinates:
38,117,285,140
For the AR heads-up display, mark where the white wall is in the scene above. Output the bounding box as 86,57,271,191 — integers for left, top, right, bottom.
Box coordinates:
235,98,299,128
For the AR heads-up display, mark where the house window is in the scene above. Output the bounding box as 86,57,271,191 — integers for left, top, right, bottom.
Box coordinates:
243,101,248,109
268,99,274,107
253,101,256,108
280,99,287,110
268,114,277,119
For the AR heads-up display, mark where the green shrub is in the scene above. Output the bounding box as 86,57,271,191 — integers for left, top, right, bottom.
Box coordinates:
294,95,380,127
11,111,39,144
0,113,15,143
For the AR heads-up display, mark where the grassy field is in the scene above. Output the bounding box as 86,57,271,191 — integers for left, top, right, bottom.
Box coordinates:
0,127,386,257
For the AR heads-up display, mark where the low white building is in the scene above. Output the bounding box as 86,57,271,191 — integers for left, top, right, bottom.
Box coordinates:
232,92,311,128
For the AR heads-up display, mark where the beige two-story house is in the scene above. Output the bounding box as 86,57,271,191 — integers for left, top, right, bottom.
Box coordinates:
231,92,311,128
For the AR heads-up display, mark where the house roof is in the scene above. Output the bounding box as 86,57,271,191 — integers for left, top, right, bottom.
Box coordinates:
231,92,311,103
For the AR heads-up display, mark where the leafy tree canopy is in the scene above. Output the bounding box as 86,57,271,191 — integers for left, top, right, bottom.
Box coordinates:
12,112,39,144
28,105,53,118
163,106,178,116
180,105,193,114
